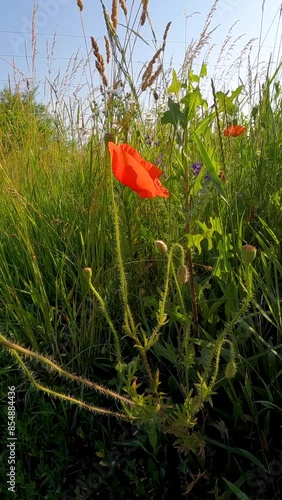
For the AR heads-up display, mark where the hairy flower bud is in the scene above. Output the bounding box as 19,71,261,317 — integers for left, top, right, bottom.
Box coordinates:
155,240,168,254
241,245,257,265
177,265,189,284
225,360,237,379
82,267,92,279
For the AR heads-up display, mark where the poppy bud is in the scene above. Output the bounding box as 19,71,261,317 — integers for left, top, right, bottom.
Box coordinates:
241,245,257,266
177,265,189,284
225,360,237,379
155,240,168,254
82,267,92,279
104,133,116,146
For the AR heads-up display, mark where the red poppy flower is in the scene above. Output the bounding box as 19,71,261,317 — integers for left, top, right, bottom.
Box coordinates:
223,125,246,137
108,142,169,198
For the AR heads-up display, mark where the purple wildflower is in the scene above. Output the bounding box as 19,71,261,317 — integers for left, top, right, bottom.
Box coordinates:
192,162,210,182
155,152,164,166
192,162,202,176
145,134,153,146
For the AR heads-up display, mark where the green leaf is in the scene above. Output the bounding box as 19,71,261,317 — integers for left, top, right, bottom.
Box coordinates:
200,62,207,78
216,85,243,114
181,87,208,122
223,478,251,500
161,97,185,127
203,436,266,469
197,217,222,250
191,130,228,203
188,69,200,83
186,233,204,254
194,111,217,135
167,69,182,97
145,423,158,453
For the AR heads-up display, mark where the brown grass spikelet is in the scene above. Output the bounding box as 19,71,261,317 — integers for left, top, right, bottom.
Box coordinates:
91,36,108,86
76,0,83,11
141,47,162,87
104,36,111,64
102,74,108,87
111,0,118,30
140,0,149,26
162,21,172,48
91,36,100,58
119,0,127,16
142,64,162,92
146,65,162,88
141,61,153,87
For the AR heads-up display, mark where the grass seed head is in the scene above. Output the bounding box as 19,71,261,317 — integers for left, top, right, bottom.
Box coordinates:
140,0,149,26
104,36,111,64
111,0,118,30
77,0,83,11
119,0,127,16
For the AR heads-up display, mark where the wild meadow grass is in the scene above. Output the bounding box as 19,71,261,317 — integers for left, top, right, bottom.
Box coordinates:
0,0,282,498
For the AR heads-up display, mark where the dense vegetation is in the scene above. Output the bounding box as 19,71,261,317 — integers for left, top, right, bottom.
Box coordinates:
0,1,281,498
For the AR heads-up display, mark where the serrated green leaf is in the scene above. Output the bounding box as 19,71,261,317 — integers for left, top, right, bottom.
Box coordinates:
161,97,185,127
167,69,182,97
188,69,200,83
186,233,204,254
216,85,243,114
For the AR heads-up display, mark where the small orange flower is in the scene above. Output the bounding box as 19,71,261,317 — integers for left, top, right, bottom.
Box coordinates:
223,125,246,137
108,142,169,198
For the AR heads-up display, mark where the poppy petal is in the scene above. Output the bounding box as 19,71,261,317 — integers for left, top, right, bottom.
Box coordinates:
108,142,169,198
223,125,246,137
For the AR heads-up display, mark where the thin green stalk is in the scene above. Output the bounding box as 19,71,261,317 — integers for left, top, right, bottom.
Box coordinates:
84,272,123,368
108,163,136,337
203,262,254,389
12,349,131,420
183,135,198,331
0,333,133,407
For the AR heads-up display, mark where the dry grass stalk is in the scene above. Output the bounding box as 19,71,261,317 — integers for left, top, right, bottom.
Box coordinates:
111,0,118,30
77,0,83,11
119,0,127,16
216,21,238,66
31,3,38,83
141,65,162,91
162,21,172,49
104,36,111,64
91,36,108,87
180,0,220,78
140,0,149,26
141,47,162,87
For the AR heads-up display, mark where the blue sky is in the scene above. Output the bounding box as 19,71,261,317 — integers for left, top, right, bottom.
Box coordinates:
0,0,281,108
